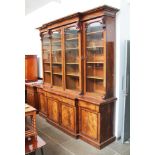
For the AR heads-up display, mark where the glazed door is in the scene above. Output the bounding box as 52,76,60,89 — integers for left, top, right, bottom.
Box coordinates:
84,19,106,96
42,32,51,84
51,29,63,88
64,24,81,92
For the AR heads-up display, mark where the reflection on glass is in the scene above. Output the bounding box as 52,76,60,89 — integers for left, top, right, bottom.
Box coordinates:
65,26,79,91
51,30,62,87
86,22,104,94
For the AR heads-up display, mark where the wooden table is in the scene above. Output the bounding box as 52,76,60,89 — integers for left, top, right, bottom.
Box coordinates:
25,136,46,155
25,104,37,138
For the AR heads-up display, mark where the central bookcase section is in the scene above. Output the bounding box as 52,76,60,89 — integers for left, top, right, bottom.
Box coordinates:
51,29,63,88
64,26,80,91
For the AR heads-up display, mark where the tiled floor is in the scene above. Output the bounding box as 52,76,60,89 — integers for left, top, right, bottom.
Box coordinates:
35,115,130,155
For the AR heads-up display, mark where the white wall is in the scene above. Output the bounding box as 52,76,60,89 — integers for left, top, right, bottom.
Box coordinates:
25,0,130,138
115,0,130,139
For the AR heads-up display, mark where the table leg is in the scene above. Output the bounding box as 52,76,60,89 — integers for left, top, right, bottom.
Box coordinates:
41,147,44,155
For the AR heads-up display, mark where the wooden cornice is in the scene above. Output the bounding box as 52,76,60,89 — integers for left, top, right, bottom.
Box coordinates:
36,5,119,31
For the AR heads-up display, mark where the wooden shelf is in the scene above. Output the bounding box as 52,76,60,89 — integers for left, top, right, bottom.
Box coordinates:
86,30,103,35
87,46,103,49
52,49,61,52
44,71,51,73
53,72,62,76
52,40,61,43
66,73,79,77
87,62,104,64
87,76,103,80
66,62,79,65
43,62,50,64
66,37,78,41
66,47,78,50
52,62,62,65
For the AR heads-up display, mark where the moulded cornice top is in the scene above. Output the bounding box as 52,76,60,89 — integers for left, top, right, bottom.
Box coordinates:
37,5,119,30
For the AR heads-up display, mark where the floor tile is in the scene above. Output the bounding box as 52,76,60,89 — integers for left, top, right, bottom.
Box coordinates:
62,139,117,155
108,141,130,155
41,126,74,144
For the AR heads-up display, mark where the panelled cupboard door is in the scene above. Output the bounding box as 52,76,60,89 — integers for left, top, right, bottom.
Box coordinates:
47,98,59,123
64,24,81,92
39,93,47,115
80,108,98,140
60,103,75,131
83,18,106,97
27,92,35,107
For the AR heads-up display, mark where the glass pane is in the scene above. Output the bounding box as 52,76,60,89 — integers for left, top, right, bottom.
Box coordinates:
51,30,62,87
86,22,104,94
42,33,50,63
65,26,79,91
44,72,51,83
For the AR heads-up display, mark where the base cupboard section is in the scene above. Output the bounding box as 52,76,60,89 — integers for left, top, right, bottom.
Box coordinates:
78,99,116,149
46,91,79,138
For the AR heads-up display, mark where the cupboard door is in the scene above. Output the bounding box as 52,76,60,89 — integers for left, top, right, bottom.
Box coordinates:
84,19,105,95
47,98,59,123
27,92,34,107
80,109,98,140
64,25,80,91
39,93,47,115
61,103,75,131
42,33,51,84
51,29,63,87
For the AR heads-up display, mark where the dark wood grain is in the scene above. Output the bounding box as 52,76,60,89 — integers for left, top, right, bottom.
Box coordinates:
25,55,38,82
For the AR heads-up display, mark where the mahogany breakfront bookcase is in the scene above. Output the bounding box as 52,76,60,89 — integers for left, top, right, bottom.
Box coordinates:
36,5,119,149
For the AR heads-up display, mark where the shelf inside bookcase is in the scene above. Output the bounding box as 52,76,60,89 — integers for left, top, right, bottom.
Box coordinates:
44,62,50,64
66,73,79,77
53,73,62,76
86,46,103,49
66,63,79,65
66,47,78,50
86,30,103,35
52,49,61,52
87,76,103,80
52,40,61,43
44,71,51,73
66,37,78,41
87,62,104,64
52,62,62,65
